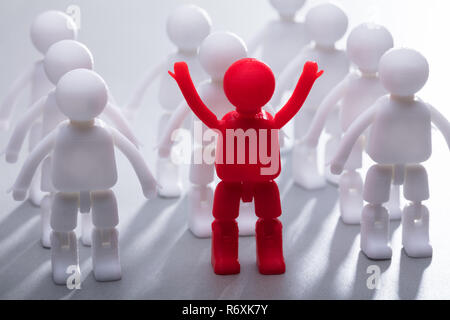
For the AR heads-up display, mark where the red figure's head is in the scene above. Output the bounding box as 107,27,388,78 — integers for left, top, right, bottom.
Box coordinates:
224,58,275,115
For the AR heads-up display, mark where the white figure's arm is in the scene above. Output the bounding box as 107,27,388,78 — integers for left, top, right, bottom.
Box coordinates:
158,100,190,158
124,61,165,119
429,104,450,150
330,103,378,174
101,102,141,148
247,25,267,56
272,52,308,107
11,130,56,201
4,96,46,163
111,127,158,199
304,75,351,147
0,65,35,130
108,90,118,106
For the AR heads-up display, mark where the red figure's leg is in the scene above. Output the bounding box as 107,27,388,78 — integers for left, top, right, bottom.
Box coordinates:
211,181,241,275
254,181,285,275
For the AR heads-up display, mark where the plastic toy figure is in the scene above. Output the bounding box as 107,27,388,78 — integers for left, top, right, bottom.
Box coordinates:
330,48,450,259
125,4,211,198
169,58,322,274
158,32,259,237
0,10,78,206
248,0,310,77
11,69,157,284
4,40,139,248
303,23,394,224
272,3,349,188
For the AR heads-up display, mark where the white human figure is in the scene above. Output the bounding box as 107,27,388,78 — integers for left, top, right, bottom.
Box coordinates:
158,31,261,237
331,48,450,259
4,40,139,248
0,11,78,206
248,0,310,77
11,69,157,284
303,23,394,224
125,4,211,198
273,3,349,188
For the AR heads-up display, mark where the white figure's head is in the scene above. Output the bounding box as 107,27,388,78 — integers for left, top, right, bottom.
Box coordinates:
379,48,429,97
305,3,348,47
199,32,247,81
346,23,393,74
44,40,94,85
30,10,78,54
166,4,212,52
269,0,306,19
56,69,108,122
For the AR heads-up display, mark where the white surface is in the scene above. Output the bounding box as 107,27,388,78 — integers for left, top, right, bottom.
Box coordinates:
0,0,449,299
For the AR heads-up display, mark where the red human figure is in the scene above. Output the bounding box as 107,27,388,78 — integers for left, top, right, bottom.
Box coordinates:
169,58,322,275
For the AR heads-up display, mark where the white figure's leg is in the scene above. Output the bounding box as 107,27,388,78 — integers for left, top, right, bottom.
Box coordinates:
187,146,215,237
50,192,79,285
324,107,342,186
238,201,257,236
91,190,121,282
157,113,182,198
338,137,364,224
40,194,53,248
188,185,214,238
386,164,404,220
361,165,393,260
79,191,92,247
28,122,45,206
292,110,326,189
387,185,402,220
292,144,326,189
402,164,432,258
339,170,363,225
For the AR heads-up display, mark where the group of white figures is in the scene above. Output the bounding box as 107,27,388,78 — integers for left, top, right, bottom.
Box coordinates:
0,0,449,285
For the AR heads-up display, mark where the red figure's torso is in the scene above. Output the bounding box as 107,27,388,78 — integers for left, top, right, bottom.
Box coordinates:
215,110,280,182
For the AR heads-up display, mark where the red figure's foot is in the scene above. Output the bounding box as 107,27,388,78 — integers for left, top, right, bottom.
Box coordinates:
256,218,286,275
212,258,240,275
211,219,240,275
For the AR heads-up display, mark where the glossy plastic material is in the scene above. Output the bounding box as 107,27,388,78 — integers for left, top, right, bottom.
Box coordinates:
170,59,322,274
303,23,394,224
331,48,450,260
125,4,211,198
11,69,157,284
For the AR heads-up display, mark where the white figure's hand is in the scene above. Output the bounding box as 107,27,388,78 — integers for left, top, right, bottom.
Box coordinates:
330,161,344,175
12,189,27,201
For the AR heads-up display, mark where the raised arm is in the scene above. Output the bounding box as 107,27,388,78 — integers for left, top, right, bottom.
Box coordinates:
272,61,323,129
304,75,352,147
124,61,165,119
272,52,308,107
11,130,56,201
330,102,378,175
111,127,157,199
101,102,140,148
169,62,220,129
429,104,450,150
0,65,35,130
158,100,190,158
4,96,46,163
